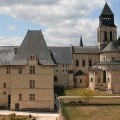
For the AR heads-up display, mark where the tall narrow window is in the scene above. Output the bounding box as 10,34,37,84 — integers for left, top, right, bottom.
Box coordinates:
30,80,35,89
89,60,92,66
3,83,6,88
82,60,85,67
19,94,22,101
76,60,79,67
103,70,106,83
110,31,112,41
29,94,35,101
19,67,22,74
7,67,10,74
104,31,107,41
30,66,35,74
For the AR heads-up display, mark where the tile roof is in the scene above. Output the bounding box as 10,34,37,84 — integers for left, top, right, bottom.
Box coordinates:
49,47,73,64
73,46,99,54
101,42,118,52
12,30,54,65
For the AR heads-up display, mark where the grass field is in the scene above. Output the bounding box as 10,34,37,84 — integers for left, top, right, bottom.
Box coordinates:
63,105,120,120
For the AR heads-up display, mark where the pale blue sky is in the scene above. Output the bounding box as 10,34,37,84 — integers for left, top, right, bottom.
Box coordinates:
0,0,120,46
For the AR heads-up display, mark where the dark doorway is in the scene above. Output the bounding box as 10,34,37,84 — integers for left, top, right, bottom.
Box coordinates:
15,103,19,111
8,94,11,110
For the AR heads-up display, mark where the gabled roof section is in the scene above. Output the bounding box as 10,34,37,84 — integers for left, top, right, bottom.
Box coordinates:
74,70,86,76
12,30,54,65
101,42,118,52
49,47,73,64
101,3,113,15
73,46,99,54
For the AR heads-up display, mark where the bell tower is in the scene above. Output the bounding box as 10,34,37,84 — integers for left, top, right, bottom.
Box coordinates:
97,3,117,50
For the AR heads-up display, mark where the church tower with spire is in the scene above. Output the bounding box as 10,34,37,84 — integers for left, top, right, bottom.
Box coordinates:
97,3,117,50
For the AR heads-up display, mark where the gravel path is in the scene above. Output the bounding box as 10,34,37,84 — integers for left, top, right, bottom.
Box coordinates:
0,110,59,120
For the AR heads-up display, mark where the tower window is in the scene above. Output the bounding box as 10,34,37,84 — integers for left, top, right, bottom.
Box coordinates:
104,31,107,41
110,31,112,41
76,60,79,67
82,60,85,67
89,60,92,66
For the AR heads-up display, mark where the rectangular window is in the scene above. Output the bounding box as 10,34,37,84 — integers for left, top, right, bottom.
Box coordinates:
3,83,6,88
30,80,35,89
19,67,22,74
7,67,10,74
29,94,35,101
30,66,35,74
19,94,22,101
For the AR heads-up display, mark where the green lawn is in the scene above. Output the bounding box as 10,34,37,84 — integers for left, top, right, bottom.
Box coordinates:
64,88,120,96
63,105,120,120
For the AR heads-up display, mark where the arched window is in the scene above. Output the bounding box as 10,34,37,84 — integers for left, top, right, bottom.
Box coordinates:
110,31,112,41
104,31,107,41
82,60,85,67
89,60,92,66
103,70,106,83
76,60,79,67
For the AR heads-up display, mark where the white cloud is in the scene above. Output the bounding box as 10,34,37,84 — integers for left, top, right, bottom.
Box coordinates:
0,0,118,46
8,25,17,31
0,36,22,46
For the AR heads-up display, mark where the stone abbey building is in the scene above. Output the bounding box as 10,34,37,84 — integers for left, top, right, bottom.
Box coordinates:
0,3,120,111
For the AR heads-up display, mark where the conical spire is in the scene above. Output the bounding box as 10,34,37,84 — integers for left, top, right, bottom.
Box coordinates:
101,3,113,15
79,36,83,47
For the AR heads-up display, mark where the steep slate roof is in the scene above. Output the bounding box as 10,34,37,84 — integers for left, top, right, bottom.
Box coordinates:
73,46,99,54
100,3,113,15
74,70,86,76
49,47,72,64
0,46,18,65
12,30,54,65
101,42,118,52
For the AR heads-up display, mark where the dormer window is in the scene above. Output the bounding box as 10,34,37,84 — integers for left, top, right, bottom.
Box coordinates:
30,55,35,60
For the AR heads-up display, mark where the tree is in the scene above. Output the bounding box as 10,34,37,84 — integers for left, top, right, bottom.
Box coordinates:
78,89,95,104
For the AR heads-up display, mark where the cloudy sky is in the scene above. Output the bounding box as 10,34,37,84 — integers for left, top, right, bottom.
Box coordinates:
0,0,120,46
